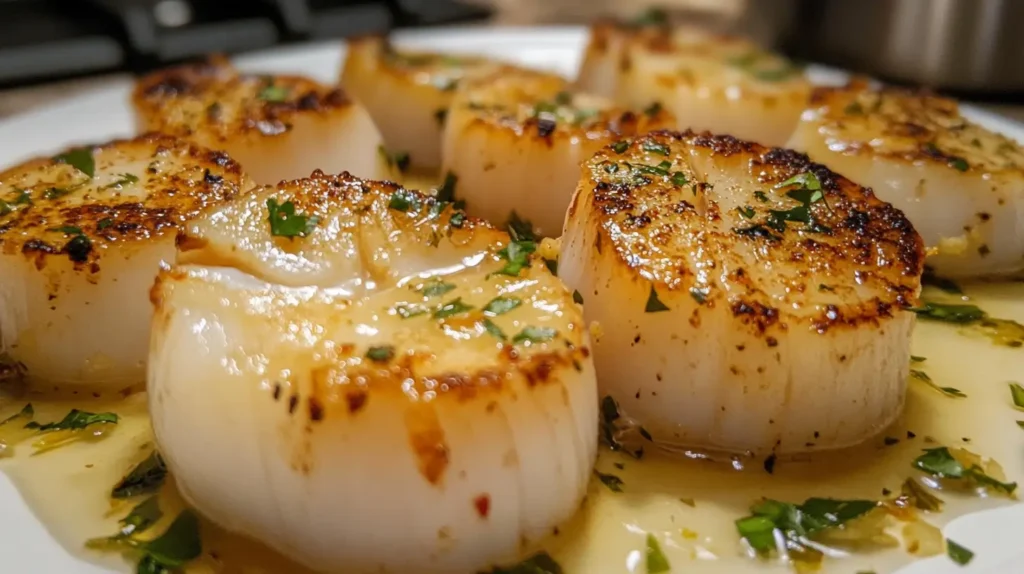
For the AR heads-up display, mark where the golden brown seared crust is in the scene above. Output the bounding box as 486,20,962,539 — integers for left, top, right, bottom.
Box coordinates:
580,130,925,333
456,68,675,142
133,56,353,142
0,133,245,269
807,83,1024,173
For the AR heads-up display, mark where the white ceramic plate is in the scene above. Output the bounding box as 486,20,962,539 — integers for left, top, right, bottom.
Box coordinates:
0,26,1022,574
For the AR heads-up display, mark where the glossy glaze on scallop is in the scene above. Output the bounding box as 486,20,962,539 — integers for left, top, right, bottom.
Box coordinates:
558,130,924,455
341,35,500,170
149,171,597,574
576,21,811,147
133,56,391,185
442,67,674,237
787,83,1024,278
0,134,247,388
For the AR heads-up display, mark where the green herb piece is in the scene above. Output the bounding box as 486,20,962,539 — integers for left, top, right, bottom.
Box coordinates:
26,409,118,432
819,284,835,292
111,451,167,499
1,404,32,426
611,141,629,154
507,211,537,242
0,404,35,456
921,268,962,294
736,498,877,554
911,355,927,362
64,234,92,263
913,447,1017,495
595,471,623,492
670,172,688,186
512,326,556,345
604,162,620,174
910,369,966,398
484,296,521,316
433,297,473,319
737,206,755,218
908,301,986,323
387,189,421,213
1009,382,1024,410
482,318,507,340
492,240,537,277
635,161,671,177
97,218,114,230
86,496,163,550
365,345,395,363
572,290,584,304
901,477,944,512
43,187,71,200
266,198,319,238
418,279,456,298
753,190,769,202
543,257,558,275
599,395,642,459
845,101,864,115
947,540,974,565
689,287,708,304
257,84,290,102
137,510,202,572
105,173,139,189
1017,420,1024,430
434,171,463,210
378,146,411,173
778,172,822,192
54,147,95,178
51,225,83,235
485,552,563,574
949,158,969,172
449,211,466,229
394,304,428,319
643,101,663,117
641,140,670,156
645,533,671,574
644,286,669,313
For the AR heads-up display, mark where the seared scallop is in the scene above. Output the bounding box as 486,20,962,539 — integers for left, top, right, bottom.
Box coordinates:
787,83,1024,278
149,171,597,574
0,134,246,388
576,21,811,147
558,131,924,455
133,55,390,186
442,67,674,237
342,35,502,170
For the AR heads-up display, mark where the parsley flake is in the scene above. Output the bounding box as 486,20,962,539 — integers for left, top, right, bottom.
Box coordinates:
644,286,669,313
266,198,319,238
483,296,521,316
366,345,395,363
433,297,474,319
913,447,1017,495
641,140,670,156
947,540,974,565
53,147,95,178
418,278,456,298
572,290,584,304
512,326,556,345
111,451,167,499
1010,382,1024,410
911,369,966,398
595,471,623,492
257,84,290,102
908,301,986,323
26,409,117,431
645,533,671,574
611,140,629,154
492,240,536,277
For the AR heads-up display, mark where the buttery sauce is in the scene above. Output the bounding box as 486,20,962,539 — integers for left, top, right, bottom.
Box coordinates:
0,269,1021,572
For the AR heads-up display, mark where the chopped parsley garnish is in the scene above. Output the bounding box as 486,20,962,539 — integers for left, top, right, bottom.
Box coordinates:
387,189,421,213
643,101,663,117
671,171,688,186
641,140,670,156
644,286,669,313
111,451,167,499
485,552,563,574
913,447,1017,495
492,240,536,277
645,534,671,574
947,540,974,565
97,218,114,230
908,301,986,323
728,52,802,82
1009,382,1024,410
572,290,584,304
365,345,395,363
736,497,877,555
690,287,708,304
922,268,962,294
483,296,521,316
394,304,428,319
435,171,463,209
482,319,507,340
737,206,755,218
635,161,672,177
266,198,319,238
51,225,83,235
595,471,623,492
512,326,556,345
901,477,944,512
449,211,466,229
53,147,95,178
43,187,71,200
26,409,117,431
433,297,474,319
257,84,290,102
599,395,643,459
64,233,91,262
87,496,162,546
88,507,202,573
949,157,969,172
105,173,139,188
753,191,769,202
911,355,926,362
507,211,537,242
418,278,456,298
910,369,966,398
764,172,830,233
611,140,629,154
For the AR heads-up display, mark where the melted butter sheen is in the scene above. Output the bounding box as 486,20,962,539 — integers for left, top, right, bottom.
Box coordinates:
1,281,1021,574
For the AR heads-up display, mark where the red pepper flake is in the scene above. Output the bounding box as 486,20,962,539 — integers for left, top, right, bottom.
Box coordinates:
473,494,491,518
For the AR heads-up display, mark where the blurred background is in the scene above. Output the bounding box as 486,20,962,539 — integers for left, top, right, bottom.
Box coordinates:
0,0,1022,118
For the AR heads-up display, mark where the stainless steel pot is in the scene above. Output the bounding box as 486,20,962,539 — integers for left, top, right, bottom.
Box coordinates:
788,0,1024,92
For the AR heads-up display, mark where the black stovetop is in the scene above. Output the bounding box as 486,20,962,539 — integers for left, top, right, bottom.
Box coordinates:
0,0,491,86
